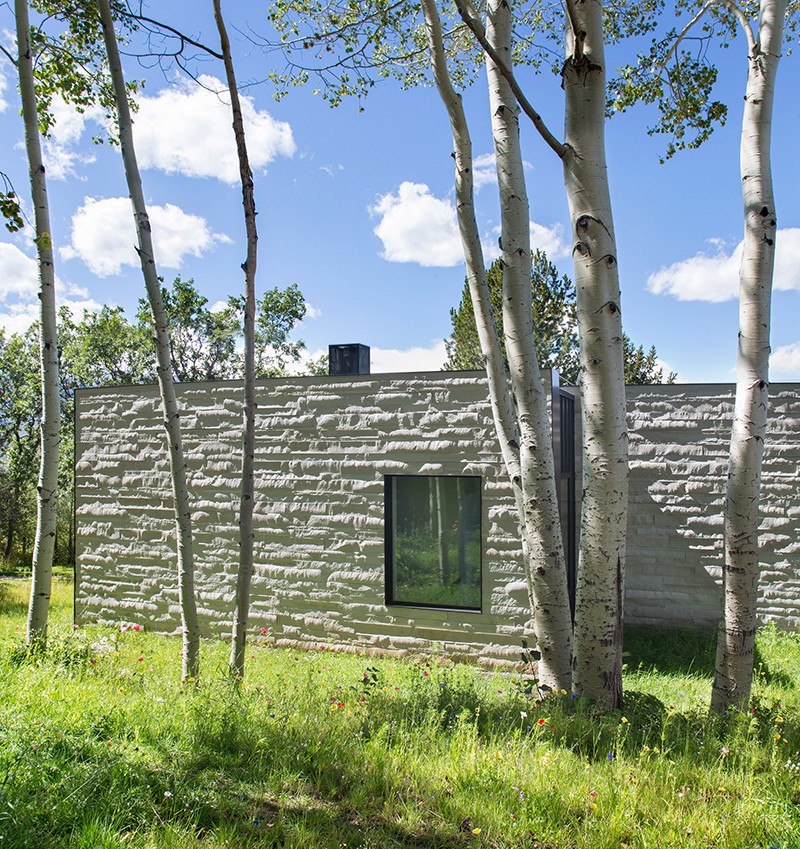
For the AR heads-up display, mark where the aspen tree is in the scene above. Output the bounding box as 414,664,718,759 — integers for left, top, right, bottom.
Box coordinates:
213,0,259,681
16,0,60,650
609,0,792,709
98,0,200,681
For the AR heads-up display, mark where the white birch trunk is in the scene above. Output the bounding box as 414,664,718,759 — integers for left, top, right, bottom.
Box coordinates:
484,0,573,690
711,0,785,711
562,0,628,707
421,0,572,691
17,0,60,650
435,477,450,585
98,0,200,681
213,0,258,682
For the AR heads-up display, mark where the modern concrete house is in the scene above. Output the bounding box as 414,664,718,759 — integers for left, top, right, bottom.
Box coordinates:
73,352,800,665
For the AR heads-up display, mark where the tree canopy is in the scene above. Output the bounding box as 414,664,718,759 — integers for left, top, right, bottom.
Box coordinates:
444,253,675,385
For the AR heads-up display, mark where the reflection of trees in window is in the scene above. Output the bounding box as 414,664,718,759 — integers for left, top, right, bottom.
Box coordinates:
387,476,481,610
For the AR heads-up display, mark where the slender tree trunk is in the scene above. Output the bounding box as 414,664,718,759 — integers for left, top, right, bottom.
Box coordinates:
561,0,628,708
17,0,61,650
457,477,468,584
485,0,573,690
421,0,572,691
711,0,785,711
98,0,200,681
435,477,449,585
214,0,258,681
4,498,14,561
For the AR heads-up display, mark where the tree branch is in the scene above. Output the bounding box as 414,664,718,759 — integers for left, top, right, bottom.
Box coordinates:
0,43,17,66
564,0,585,63
665,0,755,67
121,10,224,60
453,0,566,158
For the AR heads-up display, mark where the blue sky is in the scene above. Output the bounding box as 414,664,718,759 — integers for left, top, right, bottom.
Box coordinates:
1,2,799,382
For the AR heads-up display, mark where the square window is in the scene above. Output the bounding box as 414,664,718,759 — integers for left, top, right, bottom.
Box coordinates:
385,475,481,611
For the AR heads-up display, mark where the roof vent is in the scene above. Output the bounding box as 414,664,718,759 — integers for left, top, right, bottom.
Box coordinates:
328,344,370,376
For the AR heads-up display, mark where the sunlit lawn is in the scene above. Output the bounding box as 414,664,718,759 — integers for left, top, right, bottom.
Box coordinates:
1,577,799,848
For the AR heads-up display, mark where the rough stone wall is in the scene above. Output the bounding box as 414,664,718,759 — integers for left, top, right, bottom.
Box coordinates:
624,384,800,630
75,374,800,657
75,372,542,664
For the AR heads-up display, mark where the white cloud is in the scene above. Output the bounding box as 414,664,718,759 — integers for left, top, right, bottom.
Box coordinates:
484,220,570,263
42,97,101,180
0,243,39,300
771,342,800,379
371,182,463,267
647,228,800,302
370,341,447,373
304,303,322,319
473,154,497,190
0,65,8,113
371,181,570,268
529,221,570,259
133,75,296,183
60,196,230,276
0,242,103,334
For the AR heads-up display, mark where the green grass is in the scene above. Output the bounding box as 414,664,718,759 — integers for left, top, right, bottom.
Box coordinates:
1,578,799,848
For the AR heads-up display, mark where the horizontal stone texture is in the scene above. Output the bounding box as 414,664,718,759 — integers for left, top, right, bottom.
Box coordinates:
75,374,800,662
75,372,551,664
625,384,800,629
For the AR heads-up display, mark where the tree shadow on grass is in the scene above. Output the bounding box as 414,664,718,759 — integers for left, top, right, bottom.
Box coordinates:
623,626,716,677
0,581,28,618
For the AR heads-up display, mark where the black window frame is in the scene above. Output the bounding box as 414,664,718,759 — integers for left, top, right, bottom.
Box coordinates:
384,473,483,612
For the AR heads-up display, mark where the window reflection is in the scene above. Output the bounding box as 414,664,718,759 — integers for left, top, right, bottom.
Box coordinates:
386,476,481,610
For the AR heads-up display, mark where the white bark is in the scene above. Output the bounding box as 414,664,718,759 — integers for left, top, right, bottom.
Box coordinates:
421,0,572,691
213,0,258,682
562,0,628,707
485,0,573,691
17,0,60,650
435,477,450,585
98,0,200,681
711,0,785,711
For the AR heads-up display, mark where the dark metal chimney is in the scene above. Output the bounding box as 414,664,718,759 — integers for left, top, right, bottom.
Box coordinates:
328,344,370,376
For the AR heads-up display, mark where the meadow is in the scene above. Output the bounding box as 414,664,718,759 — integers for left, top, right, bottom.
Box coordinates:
1,576,798,849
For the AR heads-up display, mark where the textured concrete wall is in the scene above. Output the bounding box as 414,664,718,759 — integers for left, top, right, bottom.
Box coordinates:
75,372,546,664
624,384,800,629
75,374,800,660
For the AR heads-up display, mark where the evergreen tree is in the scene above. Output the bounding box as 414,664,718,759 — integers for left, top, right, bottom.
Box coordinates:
445,253,674,385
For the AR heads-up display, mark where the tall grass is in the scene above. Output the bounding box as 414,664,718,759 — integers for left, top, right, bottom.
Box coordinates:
1,577,798,848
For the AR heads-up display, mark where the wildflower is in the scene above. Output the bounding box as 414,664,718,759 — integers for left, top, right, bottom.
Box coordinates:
537,718,546,726
607,752,614,761
776,716,784,724
721,747,730,756
260,628,268,635
589,803,597,810
137,656,144,662
560,689,567,695
520,711,528,719
132,624,141,632
621,716,628,724
164,791,173,798
472,828,481,835
774,734,782,741
589,790,597,797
